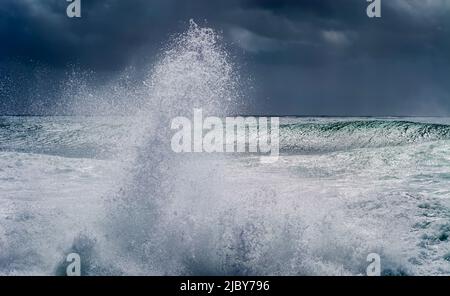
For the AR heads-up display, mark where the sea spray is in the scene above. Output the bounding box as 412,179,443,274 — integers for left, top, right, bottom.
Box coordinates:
101,20,243,275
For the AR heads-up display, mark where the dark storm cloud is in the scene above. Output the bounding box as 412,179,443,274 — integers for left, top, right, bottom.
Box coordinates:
0,0,179,68
1,0,450,115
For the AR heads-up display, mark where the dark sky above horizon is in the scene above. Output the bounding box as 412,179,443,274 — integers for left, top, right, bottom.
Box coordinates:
1,0,450,115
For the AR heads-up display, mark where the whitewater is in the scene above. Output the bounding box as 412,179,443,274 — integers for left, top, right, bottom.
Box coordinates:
0,22,449,276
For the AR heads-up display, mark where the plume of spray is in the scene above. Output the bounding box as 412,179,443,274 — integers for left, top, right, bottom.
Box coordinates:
96,20,244,274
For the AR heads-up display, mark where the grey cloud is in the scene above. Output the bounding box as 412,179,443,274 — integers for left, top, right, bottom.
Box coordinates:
1,0,449,115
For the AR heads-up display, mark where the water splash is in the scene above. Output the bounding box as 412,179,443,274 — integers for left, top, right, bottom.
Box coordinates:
98,20,243,275
143,19,241,117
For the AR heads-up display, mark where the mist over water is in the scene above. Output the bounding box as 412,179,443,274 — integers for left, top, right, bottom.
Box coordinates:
0,21,449,276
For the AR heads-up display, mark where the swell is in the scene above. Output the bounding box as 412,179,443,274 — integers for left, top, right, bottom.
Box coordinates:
279,120,450,153
0,116,136,159
2,118,450,158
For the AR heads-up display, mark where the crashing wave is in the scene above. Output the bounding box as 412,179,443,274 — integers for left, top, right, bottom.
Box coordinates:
279,120,450,153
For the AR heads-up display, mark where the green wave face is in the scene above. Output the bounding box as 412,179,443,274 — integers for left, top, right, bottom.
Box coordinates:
2,117,450,157
279,120,450,153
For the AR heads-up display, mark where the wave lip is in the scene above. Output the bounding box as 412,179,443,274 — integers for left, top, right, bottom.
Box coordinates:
279,120,450,153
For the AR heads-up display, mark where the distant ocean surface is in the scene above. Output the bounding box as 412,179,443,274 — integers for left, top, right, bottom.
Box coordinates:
1,115,449,275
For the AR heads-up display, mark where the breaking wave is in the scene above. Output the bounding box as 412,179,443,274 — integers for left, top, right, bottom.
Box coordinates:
2,117,450,159
280,120,450,153
98,20,252,275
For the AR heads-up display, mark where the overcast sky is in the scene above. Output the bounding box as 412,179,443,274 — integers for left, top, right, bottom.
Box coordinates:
1,0,450,115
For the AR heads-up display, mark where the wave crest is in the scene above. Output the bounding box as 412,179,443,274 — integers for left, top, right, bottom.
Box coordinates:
280,120,450,153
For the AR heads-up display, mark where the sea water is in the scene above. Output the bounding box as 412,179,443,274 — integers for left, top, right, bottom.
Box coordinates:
0,21,449,276
0,115,449,275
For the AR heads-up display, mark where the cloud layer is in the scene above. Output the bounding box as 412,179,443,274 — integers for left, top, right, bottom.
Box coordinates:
1,0,449,115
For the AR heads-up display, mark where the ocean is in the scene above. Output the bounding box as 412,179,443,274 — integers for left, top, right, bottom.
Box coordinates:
1,20,449,276
0,115,449,275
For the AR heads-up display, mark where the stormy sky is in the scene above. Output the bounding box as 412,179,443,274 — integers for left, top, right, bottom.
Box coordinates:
1,0,450,115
